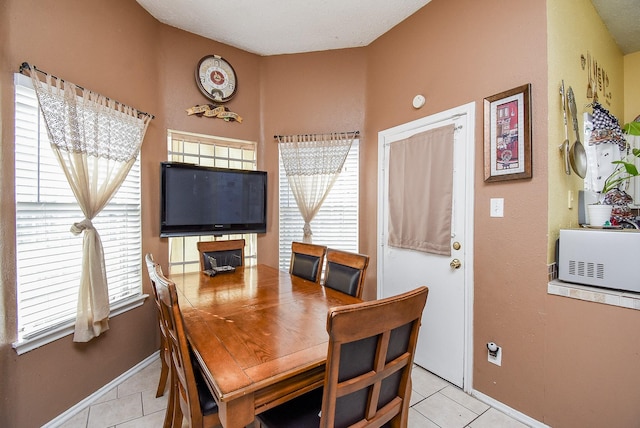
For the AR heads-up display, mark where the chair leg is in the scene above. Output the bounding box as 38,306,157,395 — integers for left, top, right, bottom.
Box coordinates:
171,392,184,428
164,368,176,428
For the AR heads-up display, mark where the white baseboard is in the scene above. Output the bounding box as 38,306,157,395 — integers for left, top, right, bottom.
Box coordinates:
471,389,551,428
43,351,160,428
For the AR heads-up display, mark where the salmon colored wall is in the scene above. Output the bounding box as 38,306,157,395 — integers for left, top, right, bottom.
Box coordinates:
0,0,9,342
152,25,264,264
543,296,640,427
0,0,263,426
259,50,367,269
0,1,162,426
365,0,550,421
157,26,262,144
2,0,639,426
544,2,640,426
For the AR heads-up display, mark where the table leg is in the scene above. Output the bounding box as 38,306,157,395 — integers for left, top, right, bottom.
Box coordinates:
218,394,255,428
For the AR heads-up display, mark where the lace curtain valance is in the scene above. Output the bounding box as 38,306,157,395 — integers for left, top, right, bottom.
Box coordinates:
25,64,152,342
277,132,358,242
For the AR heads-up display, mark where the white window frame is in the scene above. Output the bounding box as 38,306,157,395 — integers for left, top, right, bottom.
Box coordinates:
167,130,259,274
12,73,146,355
278,140,360,270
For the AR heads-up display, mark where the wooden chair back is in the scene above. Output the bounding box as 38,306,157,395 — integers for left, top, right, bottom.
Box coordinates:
148,259,220,428
320,286,429,427
323,248,370,299
289,241,327,283
197,239,245,271
144,253,171,399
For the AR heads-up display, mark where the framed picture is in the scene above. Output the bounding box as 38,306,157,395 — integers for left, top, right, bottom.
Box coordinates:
483,83,532,182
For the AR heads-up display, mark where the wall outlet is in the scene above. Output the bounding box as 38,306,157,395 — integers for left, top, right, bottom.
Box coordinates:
488,343,502,366
568,190,574,209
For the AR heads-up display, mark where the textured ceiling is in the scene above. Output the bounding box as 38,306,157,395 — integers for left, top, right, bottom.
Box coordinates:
135,0,431,56
136,0,639,56
591,0,640,55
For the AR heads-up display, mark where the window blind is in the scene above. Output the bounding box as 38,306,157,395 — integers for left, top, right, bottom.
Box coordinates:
278,141,359,270
167,130,258,274
14,73,142,341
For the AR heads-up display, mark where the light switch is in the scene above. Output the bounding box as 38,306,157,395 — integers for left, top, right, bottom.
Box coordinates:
490,198,504,217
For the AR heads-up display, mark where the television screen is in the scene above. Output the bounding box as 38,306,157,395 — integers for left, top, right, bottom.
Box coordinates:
160,162,267,237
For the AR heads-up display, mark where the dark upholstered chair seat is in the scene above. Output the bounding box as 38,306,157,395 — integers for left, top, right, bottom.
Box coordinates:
202,249,242,269
289,242,327,283
323,249,370,299
197,239,245,271
291,253,322,282
256,388,323,428
257,287,429,428
192,354,218,416
323,262,361,297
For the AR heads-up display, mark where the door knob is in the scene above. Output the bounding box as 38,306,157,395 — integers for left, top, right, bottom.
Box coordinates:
450,259,462,269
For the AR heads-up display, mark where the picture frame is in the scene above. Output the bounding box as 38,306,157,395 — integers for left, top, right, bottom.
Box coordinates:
483,83,532,182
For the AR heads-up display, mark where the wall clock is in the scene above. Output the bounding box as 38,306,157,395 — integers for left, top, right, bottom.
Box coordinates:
195,55,237,103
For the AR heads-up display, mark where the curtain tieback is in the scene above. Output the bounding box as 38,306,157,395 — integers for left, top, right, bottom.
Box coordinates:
303,222,313,237
71,218,95,235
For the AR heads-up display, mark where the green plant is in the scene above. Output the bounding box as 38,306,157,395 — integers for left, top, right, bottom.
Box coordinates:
601,147,640,196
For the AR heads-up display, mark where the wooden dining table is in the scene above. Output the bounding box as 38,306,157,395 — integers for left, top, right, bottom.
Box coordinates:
169,264,361,428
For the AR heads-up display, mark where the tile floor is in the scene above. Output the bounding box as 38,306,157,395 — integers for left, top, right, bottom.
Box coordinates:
56,356,530,428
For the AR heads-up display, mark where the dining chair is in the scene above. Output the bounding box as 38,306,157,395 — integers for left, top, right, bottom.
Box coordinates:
147,257,221,428
323,248,370,299
144,253,170,399
256,286,429,428
289,241,327,283
197,239,245,271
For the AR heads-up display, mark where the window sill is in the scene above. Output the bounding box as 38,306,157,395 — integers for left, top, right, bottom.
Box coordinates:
12,294,149,355
548,280,640,310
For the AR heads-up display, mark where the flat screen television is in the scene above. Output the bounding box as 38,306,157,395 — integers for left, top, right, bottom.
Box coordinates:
160,162,267,237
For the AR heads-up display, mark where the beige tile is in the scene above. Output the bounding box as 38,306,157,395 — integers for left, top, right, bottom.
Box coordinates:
440,385,490,415
411,366,449,397
410,389,426,406
58,407,89,428
413,393,478,428
116,409,166,428
467,408,530,428
141,387,169,415
93,386,118,405
87,393,143,428
75,356,519,428
408,408,441,428
118,360,162,397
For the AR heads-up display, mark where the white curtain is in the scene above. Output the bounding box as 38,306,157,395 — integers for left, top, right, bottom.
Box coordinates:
278,132,356,242
30,71,151,342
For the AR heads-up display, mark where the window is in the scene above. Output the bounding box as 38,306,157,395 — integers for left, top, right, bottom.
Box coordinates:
167,130,258,274
13,73,144,353
278,141,359,269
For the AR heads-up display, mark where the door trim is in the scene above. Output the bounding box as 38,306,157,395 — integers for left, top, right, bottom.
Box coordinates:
376,102,475,393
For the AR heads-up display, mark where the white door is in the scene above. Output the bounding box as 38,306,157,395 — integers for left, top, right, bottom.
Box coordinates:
377,103,475,389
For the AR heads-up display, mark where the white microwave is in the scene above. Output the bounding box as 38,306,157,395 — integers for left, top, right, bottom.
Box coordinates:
558,228,640,292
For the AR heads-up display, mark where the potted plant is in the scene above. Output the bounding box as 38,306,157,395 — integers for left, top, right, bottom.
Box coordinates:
588,147,640,226
600,147,640,196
